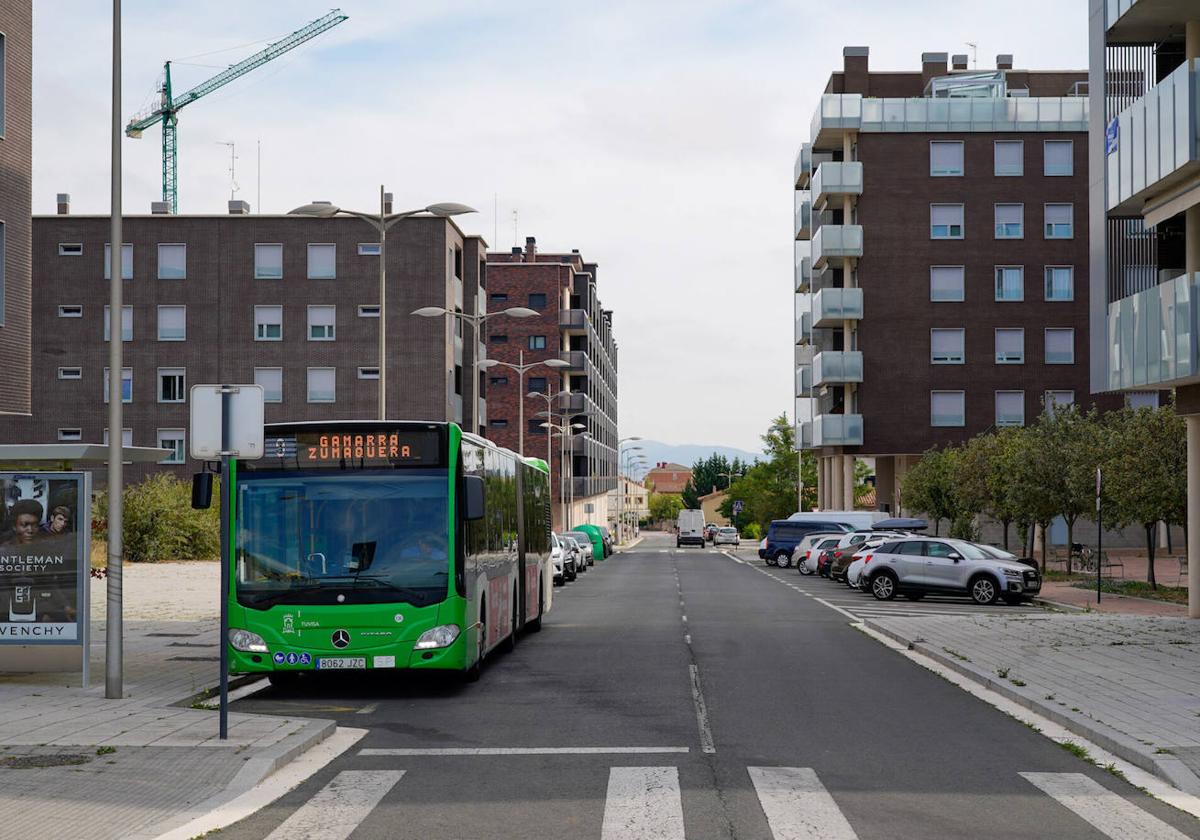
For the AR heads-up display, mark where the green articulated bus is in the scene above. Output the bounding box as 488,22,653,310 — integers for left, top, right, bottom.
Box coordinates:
225,421,552,683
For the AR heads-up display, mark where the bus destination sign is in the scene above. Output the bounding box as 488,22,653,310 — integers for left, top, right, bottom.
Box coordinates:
265,429,442,468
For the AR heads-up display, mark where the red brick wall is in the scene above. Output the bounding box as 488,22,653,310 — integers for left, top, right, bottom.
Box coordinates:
0,0,32,414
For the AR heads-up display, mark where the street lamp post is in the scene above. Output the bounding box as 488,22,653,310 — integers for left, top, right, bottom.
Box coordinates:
542,419,587,528
479,350,569,455
106,0,124,700
617,437,643,545
289,191,476,421
622,455,647,541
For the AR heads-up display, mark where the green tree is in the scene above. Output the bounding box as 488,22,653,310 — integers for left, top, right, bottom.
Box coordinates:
681,453,733,509
718,413,800,532
1038,403,1103,573
900,447,960,535
1007,423,1062,571
94,473,221,562
648,492,683,525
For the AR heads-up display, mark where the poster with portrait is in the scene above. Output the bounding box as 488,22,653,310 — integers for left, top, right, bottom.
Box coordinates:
0,473,89,645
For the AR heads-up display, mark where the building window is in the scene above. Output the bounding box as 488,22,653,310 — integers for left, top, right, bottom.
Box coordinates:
358,242,381,256
1044,140,1073,176
0,223,3,325
307,367,336,403
528,420,545,437
930,204,963,239
157,243,186,279
358,367,380,380
1044,204,1074,239
57,305,83,318
158,368,186,403
1045,328,1075,364
157,305,186,341
994,140,1023,176
995,328,1025,364
102,428,133,450
254,367,283,403
103,305,133,342
528,376,548,394
490,293,508,303
1045,266,1074,301
528,335,547,350
0,34,5,135
308,243,336,279
454,364,463,396
528,292,547,310
994,204,1024,239
103,367,133,403
931,391,965,427
930,266,965,302
929,141,964,176
995,391,1025,427
255,305,283,341
1045,391,1075,415
254,243,283,279
103,243,134,280
57,367,82,380
357,305,380,318
489,419,508,429
489,376,508,386
491,334,508,344
58,243,83,256
930,328,965,364
157,429,186,464
1128,392,1159,409
994,266,1024,301
57,428,82,442
308,305,336,341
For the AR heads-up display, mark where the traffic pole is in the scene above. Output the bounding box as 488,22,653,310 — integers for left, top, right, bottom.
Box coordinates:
218,386,233,739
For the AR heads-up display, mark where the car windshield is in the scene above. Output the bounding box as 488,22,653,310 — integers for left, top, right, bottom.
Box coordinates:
945,541,991,560
976,544,1018,560
235,469,449,609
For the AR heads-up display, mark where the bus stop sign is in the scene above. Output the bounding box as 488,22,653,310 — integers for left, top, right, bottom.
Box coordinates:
190,384,265,460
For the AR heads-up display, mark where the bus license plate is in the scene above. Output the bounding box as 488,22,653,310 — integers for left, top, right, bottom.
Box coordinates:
316,657,366,670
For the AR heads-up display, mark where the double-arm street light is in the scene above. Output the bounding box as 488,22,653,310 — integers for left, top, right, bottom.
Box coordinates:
412,305,540,434
289,188,476,420
478,350,569,456
617,437,644,545
542,419,588,528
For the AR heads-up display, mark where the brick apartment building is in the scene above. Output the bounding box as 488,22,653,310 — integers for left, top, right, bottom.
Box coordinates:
0,0,32,415
643,463,691,495
0,198,487,482
794,47,1116,513
486,237,618,528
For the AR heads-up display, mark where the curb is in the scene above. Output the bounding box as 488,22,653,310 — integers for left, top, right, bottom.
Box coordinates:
864,617,1200,797
618,537,645,552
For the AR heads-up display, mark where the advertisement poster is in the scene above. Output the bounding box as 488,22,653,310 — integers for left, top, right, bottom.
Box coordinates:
0,474,88,645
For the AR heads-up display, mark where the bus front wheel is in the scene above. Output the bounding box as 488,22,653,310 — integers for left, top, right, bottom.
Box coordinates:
527,588,544,633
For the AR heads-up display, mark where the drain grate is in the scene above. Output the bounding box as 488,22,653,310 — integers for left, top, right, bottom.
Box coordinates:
2,754,92,769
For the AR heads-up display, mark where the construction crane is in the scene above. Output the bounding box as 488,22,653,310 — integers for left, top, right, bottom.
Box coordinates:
126,9,348,213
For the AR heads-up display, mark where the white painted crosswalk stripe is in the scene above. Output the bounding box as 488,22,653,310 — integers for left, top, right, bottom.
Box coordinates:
601,766,686,840
1020,772,1190,839
263,770,404,840
749,766,859,840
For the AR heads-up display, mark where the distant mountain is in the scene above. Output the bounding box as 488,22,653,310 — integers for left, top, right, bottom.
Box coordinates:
628,441,762,481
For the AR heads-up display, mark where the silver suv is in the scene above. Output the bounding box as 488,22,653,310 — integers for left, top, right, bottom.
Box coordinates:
861,537,1041,605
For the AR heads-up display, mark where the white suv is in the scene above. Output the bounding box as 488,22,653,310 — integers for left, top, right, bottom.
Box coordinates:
860,537,1041,605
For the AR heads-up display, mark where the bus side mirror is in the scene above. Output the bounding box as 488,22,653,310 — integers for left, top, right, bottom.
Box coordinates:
191,473,213,510
464,475,485,521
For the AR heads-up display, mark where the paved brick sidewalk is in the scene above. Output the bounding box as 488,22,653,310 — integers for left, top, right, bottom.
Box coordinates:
865,612,1200,795
1038,580,1188,616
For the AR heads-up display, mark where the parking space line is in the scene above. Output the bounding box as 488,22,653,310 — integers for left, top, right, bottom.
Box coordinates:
1020,772,1190,839
748,766,860,840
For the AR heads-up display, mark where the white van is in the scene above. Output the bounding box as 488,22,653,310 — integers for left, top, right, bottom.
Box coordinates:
676,509,706,548
787,510,886,531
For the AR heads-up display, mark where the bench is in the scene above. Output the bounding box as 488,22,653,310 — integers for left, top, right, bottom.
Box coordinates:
1099,552,1124,579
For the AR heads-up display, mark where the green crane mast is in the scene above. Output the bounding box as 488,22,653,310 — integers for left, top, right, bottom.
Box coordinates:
126,9,348,213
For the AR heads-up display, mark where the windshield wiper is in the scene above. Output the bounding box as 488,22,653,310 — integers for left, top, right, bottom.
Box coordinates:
352,577,430,602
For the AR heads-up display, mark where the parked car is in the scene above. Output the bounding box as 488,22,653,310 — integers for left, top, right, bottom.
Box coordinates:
757,537,768,559
553,533,579,583
763,519,852,568
564,531,598,568
598,526,614,557
787,510,885,530
677,509,707,548
705,523,719,543
713,526,740,547
839,534,904,587
828,532,905,582
793,532,845,575
861,537,1042,605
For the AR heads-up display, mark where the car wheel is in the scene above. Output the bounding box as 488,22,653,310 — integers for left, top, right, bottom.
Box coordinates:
870,572,898,601
904,592,925,602
970,575,1000,605
773,551,791,568
554,575,563,587
797,561,813,576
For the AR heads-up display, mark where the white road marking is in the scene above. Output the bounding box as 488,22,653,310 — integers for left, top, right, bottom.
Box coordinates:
359,746,691,756
263,769,404,840
813,597,860,621
1020,772,1190,839
601,766,686,840
356,702,378,715
195,677,270,709
749,767,859,840
690,664,716,754
684,634,691,645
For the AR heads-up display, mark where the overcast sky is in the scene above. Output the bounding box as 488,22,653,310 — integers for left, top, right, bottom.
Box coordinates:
32,1,1090,451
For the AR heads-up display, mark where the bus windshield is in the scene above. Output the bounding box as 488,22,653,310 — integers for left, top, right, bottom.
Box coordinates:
235,468,450,609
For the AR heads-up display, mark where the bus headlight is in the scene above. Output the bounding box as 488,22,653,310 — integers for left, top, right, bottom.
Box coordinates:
228,628,269,653
414,624,460,650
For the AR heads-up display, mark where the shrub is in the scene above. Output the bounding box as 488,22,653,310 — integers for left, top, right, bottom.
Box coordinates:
742,522,762,540
94,474,221,562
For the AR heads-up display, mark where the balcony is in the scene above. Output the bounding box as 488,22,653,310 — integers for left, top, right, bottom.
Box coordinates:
560,350,587,371
794,142,812,188
795,364,812,398
795,310,812,344
812,413,864,448
559,391,586,414
559,308,588,334
813,351,864,387
857,96,1086,134
811,162,864,211
795,254,811,292
811,94,863,150
797,420,813,450
1108,271,1200,390
812,287,864,328
1106,0,1183,41
794,191,812,240
811,224,864,270
1106,60,1200,220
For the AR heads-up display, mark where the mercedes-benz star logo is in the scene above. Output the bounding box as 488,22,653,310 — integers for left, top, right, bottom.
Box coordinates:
331,629,350,649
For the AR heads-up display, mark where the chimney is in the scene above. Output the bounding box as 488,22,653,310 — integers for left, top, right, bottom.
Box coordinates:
951,54,968,71
151,201,171,215
228,200,251,215
56,193,70,215
921,52,948,89
997,54,1013,70
842,46,869,95
524,236,537,258
383,192,393,214
511,246,523,259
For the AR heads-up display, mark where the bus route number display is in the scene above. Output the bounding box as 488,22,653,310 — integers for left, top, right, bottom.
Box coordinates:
271,429,442,467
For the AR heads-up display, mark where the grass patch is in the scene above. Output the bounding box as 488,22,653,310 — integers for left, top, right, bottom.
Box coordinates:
1071,579,1188,605
1059,740,1091,761
1010,678,1027,687
996,667,1011,679
1154,747,1175,755
95,746,116,756
941,647,970,662
1104,763,1128,782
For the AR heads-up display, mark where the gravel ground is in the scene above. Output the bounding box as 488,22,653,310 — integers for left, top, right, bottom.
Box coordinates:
89,561,218,621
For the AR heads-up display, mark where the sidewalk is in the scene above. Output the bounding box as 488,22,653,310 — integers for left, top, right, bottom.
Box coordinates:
1037,579,1188,616
865,612,1200,795
0,563,335,840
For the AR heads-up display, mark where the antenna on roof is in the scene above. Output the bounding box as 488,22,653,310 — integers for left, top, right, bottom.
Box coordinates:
965,42,978,69
217,141,238,201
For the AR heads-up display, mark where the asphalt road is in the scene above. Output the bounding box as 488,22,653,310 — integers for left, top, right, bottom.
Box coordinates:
220,531,1200,839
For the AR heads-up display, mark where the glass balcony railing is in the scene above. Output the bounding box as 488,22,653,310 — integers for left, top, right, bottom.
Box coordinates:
812,287,864,328
559,350,587,371
796,255,811,292
1108,271,1199,390
813,351,864,386
796,310,812,344
812,414,864,447
794,142,812,188
812,225,864,270
794,191,812,240
559,308,587,332
795,364,812,398
1105,0,1138,28
858,96,1087,134
798,420,813,450
811,161,864,210
811,94,863,149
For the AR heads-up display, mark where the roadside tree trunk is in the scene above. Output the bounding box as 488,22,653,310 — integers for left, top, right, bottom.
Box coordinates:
1001,519,1010,551
1065,516,1075,575
1145,522,1157,589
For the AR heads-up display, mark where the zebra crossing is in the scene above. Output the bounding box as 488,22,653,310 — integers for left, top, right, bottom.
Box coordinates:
260,765,1193,839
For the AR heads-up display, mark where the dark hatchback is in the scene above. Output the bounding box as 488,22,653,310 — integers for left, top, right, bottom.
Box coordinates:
763,520,852,567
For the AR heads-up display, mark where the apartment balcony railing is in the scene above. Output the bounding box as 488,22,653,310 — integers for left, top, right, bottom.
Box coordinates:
813,350,864,386
795,342,814,368
796,254,811,293
794,191,812,240
1107,271,1200,391
560,350,587,371
812,413,864,447
812,287,864,328
451,394,464,425
796,310,812,344
1106,59,1199,218
797,420,813,450
794,142,812,188
795,363,812,398
560,391,587,414
811,161,864,211
860,96,1088,133
811,224,864,270
559,308,588,333
811,94,863,150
